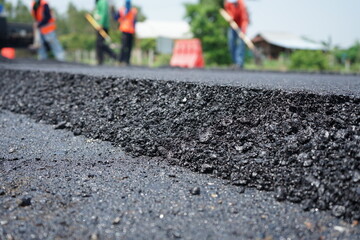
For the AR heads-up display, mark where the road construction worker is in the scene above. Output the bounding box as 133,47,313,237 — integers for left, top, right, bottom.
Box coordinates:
31,0,65,61
94,0,117,65
224,0,249,69
113,0,137,65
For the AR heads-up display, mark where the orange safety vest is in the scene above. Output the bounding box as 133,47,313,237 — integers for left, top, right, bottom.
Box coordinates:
31,0,56,35
118,7,137,34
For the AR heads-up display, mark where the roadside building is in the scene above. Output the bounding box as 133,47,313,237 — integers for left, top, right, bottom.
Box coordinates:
252,32,325,59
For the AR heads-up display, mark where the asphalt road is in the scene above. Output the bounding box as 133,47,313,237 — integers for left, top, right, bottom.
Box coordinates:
0,61,360,239
1,110,359,240
1,60,360,96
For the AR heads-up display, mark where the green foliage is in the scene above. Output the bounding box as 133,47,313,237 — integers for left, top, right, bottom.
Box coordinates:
200,0,223,6
154,54,172,67
351,63,360,73
290,50,329,71
185,0,231,66
335,42,360,64
59,33,96,51
133,5,146,22
54,3,98,51
4,0,32,23
138,38,156,52
56,3,94,36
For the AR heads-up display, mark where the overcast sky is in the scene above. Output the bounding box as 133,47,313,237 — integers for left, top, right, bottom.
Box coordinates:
10,0,360,48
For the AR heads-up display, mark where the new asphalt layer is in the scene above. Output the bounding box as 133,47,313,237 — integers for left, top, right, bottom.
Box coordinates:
0,61,360,239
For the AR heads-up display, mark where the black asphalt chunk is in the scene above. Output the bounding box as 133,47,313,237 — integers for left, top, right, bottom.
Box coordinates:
17,197,32,207
1,111,359,239
0,64,360,223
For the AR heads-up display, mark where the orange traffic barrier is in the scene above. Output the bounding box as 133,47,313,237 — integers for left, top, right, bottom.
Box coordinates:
1,48,16,59
170,39,205,68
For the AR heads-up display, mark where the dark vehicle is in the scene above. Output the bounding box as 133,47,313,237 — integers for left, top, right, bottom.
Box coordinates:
0,16,33,49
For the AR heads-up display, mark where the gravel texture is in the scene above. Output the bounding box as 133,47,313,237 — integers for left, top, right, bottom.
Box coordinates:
1,111,359,239
0,64,359,223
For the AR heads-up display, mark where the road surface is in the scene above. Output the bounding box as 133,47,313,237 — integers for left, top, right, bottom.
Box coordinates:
1,61,359,239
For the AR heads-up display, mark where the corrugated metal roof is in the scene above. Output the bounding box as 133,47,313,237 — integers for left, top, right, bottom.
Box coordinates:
255,32,325,50
136,20,193,39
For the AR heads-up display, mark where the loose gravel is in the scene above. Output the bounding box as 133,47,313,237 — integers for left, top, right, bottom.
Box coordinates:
0,67,359,222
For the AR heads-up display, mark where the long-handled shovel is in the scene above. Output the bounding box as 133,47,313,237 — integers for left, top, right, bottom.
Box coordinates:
85,13,119,49
219,8,263,66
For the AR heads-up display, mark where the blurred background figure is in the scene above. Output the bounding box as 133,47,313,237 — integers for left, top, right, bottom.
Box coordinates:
224,0,248,69
94,0,117,65
31,0,65,61
113,0,137,65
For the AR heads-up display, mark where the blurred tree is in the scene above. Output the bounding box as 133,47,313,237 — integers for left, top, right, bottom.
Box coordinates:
3,0,32,23
0,0,12,17
290,50,329,71
139,38,156,52
335,42,360,64
66,3,93,35
54,8,69,36
185,0,231,66
13,0,32,22
59,33,96,51
56,3,97,51
133,5,146,22
347,42,360,63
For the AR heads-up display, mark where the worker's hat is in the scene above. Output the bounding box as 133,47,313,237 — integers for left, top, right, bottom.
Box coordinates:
228,0,237,3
